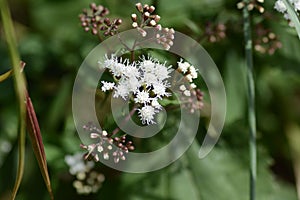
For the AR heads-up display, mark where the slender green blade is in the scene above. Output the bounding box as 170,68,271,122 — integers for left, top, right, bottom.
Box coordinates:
283,0,300,40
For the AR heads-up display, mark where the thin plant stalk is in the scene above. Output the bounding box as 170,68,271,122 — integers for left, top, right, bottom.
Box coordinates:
243,1,257,200
0,0,27,199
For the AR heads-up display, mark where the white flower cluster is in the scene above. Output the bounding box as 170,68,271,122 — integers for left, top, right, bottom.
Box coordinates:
274,0,300,26
65,153,94,175
65,153,104,195
177,60,198,83
99,55,173,124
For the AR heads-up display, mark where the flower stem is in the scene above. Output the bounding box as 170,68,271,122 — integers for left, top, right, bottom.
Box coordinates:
0,1,27,199
111,105,137,136
243,1,257,200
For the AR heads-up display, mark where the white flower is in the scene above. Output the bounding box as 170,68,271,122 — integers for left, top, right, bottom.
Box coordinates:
151,99,162,109
134,90,151,104
102,130,108,136
189,66,198,79
140,60,155,72
294,0,300,10
126,77,140,92
101,81,115,92
101,55,116,68
154,63,172,81
103,152,109,160
142,71,158,86
177,61,190,74
183,90,191,97
274,0,287,13
97,145,103,153
100,55,174,124
186,74,193,82
138,105,157,124
111,63,126,77
65,153,94,175
190,83,197,89
114,83,129,99
124,64,140,78
179,85,186,91
152,82,169,98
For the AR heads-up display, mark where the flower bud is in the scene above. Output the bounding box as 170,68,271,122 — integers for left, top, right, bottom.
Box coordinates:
143,4,150,11
132,22,138,28
92,28,98,35
154,15,161,23
149,6,155,13
115,18,122,25
90,3,97,10
144,12,150,18
131,13,137,22
149,19,156,26
136,3,143,12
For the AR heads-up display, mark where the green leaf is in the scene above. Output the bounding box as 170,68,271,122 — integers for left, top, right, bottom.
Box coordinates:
159,99,180,106
0,69,13,82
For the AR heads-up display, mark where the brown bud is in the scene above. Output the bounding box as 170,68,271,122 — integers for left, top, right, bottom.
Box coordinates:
90,3,97,11
100,25,107,30
92,28,98,35
128,146,135,151
144,12,150,18
115,18,122,25
143,4,150,11
149,5,155,13
154,15,161,23
131,13,137,22
97,5,104,12
136,3,143,12
104,18,111,25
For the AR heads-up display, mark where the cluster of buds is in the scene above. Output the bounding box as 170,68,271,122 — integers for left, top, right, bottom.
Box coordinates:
73,170,105,195
177,60,203,113
177,60,198,83
65,153,105,195
179,85,204,113
131,3,161,31
254,24,282,55
237,0,264,13
79,3,122,36
204,22,226,43
131,3,175,50
155,26,175,50
81,123,134,163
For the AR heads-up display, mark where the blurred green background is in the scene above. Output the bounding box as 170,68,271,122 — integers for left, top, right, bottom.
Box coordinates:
1,0,300,199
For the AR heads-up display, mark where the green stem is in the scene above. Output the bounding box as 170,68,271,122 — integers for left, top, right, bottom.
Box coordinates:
243,1,257,200
0,0,27,199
